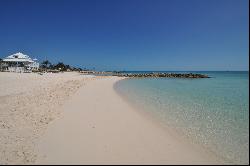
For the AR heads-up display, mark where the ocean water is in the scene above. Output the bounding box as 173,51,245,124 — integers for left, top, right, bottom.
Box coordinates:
114,71,249,164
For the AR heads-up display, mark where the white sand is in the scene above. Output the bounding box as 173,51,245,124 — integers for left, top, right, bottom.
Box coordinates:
0,72,96,164
35,76,222,164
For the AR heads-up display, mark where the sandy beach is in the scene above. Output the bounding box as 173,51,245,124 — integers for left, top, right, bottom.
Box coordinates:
36,75,222,164
0,72,223,164
1,0,248,164
0,72,96,164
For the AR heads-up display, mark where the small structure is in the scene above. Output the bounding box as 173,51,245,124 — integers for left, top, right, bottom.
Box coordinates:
1,52,39,72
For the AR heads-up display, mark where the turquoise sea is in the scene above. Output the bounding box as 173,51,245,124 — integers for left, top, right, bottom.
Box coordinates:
114,71,249,164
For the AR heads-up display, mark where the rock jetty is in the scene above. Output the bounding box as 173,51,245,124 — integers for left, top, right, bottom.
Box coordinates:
112,72,210,78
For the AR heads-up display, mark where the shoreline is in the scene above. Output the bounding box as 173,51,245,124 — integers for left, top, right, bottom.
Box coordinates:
113,78,230,164
35,76,222,164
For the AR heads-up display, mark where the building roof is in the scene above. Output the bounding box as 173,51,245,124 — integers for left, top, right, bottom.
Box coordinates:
3,52,36,63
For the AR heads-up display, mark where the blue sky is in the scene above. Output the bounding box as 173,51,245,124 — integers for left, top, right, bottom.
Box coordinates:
0,0,248,71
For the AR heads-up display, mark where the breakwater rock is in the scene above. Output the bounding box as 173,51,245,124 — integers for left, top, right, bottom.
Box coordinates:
112,72,210,78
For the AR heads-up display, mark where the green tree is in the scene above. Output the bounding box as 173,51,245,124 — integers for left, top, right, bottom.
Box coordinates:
0,58,2,71
54,62,66,71
41,60,51,69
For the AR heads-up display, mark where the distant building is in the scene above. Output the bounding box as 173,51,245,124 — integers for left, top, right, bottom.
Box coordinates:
1,52,39,72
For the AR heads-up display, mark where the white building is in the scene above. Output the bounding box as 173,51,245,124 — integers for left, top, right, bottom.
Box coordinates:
1,52,39,72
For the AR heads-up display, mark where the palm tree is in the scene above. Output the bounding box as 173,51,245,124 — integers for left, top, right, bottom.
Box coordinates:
0,58,2,71
41,60,51,71
54,62,66,71
49,64,54,69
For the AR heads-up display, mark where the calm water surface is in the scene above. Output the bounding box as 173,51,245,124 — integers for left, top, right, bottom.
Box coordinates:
114,71,249,164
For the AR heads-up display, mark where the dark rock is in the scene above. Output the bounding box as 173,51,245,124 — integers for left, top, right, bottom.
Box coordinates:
112,72,210,79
